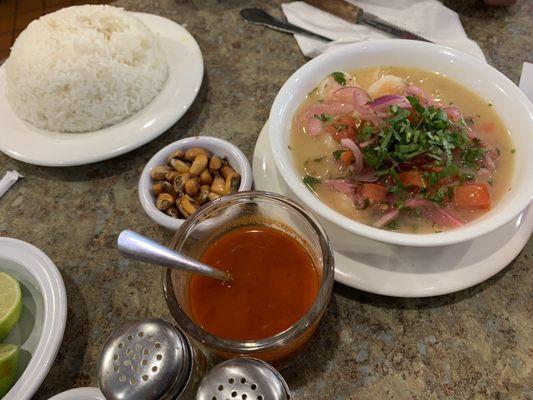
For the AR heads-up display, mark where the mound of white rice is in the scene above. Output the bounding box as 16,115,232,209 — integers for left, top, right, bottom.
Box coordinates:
5,5,168,133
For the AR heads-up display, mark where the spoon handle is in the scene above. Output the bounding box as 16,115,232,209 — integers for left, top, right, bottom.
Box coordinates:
240,8,331,42
117,230,231,281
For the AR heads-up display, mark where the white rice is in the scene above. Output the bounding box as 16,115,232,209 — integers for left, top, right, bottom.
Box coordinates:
5,5,168,133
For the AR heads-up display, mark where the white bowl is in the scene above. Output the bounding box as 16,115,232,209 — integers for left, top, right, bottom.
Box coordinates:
269,40,533,247
0,238,67,400
139,136,253,230
48,387,105,400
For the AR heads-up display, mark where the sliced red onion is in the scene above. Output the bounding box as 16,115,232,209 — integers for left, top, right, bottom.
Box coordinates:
374,209,400,228
299,101,357,136
443,106,462,123
353,190,367,209
327,86,370,107
478,168,491,176
436,208,464,229
368,95,411,113
352,171,378,182
359,136,378,148
340,138,363,175
305,116,323,136
354,105,384,125
404,85,437,107
483,152,496,170
465,126,478,140
405,198,433,208
324,179,355,195
405,198,463,229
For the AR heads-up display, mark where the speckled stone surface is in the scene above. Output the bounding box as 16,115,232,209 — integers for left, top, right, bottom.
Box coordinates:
0,0,531,399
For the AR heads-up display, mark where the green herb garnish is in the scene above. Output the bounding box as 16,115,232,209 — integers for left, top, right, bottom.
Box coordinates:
332,150,344,160
303,175,322,188
314,113,333,123
386,220,398,230
358,125,374,142
331,72,346,86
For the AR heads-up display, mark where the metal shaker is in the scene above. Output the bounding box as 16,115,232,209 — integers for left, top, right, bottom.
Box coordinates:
97,318,206,400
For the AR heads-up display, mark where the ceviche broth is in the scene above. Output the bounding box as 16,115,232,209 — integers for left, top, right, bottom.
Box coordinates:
290,67,514,233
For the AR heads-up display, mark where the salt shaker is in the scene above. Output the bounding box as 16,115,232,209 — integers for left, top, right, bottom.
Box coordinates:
97,318,206,400
196,358,291,400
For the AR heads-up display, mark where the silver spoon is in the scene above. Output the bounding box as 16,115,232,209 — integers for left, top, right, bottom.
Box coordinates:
240,8,331,42
117,230,232,282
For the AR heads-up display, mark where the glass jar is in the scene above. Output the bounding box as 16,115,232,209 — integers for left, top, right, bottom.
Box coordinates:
162,191,334,369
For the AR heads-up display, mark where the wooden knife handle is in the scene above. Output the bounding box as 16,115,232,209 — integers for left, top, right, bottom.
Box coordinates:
302,0,362,23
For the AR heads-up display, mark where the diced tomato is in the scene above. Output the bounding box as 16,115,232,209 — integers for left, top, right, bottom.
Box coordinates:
479,121,496,134
325,115,356,141
398,171,425,188
453,183,490,210
428,166,459,186
361,183,388,203
339,150,354,166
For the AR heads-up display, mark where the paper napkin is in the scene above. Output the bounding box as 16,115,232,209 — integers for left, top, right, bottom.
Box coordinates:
281,0,486,60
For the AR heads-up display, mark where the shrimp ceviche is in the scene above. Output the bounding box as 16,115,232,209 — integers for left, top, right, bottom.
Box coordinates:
290,67,514,233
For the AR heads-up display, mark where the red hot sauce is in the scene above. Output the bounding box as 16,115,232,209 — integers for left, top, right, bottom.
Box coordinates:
188,226,319,341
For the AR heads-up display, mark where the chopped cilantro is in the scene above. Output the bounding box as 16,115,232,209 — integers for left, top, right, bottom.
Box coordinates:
461,173,475,182
330,72,346,86
511,149,516,154
426,185,453,204
332,150,344,160
314,113,333,123
488,179,494,186
488,102,493,107
437,164,459,180
303,175,321,188
386,220,398,230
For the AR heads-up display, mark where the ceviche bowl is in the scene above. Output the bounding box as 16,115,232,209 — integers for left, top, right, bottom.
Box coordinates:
269,40,533,247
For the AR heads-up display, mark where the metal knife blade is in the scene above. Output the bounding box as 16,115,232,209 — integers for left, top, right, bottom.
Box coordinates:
356,12,433,43
302,0,434,44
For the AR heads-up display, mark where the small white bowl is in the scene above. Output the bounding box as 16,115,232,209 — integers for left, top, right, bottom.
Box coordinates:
47,387,105,400
139,136,253,230
0,238,67,400
269,39,533,247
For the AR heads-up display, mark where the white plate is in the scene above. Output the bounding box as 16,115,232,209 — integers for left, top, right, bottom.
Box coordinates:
253,122,533,297
0,238,67,400
48,387,105,400
0,12,203,166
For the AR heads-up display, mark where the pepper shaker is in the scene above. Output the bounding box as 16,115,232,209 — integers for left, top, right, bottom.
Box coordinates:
196,358,291,400
97,318,206,400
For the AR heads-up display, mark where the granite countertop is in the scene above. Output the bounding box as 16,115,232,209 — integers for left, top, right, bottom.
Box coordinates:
0,0,531,399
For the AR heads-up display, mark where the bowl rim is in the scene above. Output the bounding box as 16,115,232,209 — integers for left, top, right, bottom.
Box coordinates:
162,191,335,355
47,387,105,400
0,238,67,400
138,136,253,230
269,39,533,247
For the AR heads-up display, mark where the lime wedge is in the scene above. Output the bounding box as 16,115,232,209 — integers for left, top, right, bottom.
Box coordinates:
0,344,19,397
0,272,22,341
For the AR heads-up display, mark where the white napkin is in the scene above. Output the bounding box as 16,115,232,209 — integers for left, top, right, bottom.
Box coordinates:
281,0,486,61
519,62,533,102
0,171,23,199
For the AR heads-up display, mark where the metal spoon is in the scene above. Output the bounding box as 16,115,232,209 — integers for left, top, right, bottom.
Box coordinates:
240,8,331,42
117,230,232,282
